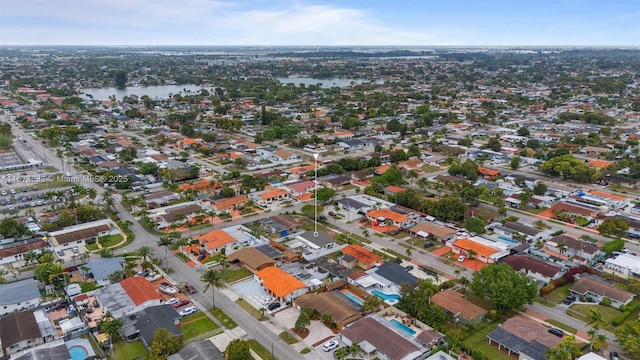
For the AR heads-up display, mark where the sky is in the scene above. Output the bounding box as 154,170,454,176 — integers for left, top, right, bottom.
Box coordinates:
1,0,639,46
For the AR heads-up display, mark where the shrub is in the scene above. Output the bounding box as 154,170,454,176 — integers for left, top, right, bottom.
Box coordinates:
601,297,612,307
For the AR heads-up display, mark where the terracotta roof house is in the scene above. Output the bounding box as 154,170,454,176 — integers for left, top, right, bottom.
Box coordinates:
294,292,362,328
249,186,289,206
226,247,276,272
367,208,415,229
431,290,487,324
195,229,238,254
0,311,43,356
451,238,501,264
211,195,248,211
283,180,317,196
570,276,635,309
502,255,564,284
548,201,601,219
339,244,383,269
255,266,308,302
95,276,163,319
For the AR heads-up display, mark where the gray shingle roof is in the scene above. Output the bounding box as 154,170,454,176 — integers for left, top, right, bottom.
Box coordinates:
0,278,40,306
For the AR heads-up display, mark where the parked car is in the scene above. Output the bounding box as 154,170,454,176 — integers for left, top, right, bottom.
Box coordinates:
562,295,576,305
609,351,620,360
423,242,434,249
267,302,281,311
457,255,466,262
172,299,191,308
165,297,179,305
179,306,197,316
180,282,197,294
548,328,564,337
72,247,79,254
57,250,65,256
322,340,339,352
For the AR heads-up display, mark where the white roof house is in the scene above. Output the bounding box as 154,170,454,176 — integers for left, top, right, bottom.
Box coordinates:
605,253,640,277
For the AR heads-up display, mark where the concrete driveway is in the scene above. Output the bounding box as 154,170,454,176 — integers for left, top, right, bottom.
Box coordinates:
273,307,335,346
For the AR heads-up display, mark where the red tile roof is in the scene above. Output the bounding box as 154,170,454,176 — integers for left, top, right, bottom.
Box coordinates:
120,277,162,306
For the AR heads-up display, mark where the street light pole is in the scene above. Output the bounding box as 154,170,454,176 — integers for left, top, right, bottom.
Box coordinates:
313,153,318,237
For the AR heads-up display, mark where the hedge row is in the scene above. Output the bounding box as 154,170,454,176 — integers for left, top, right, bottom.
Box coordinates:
612,301,639,326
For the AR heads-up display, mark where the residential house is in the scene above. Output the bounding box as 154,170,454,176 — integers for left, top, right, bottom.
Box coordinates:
367,208,416,229
82,257,125,286
144,191,181,208
210,195,248,212
249,186,289,207
336,197,373,216
431,290,487,324
286,231,339,260
195,229,238,255
48,219,116,252
226,247,276,272
340,314,431,360
0,237,50,266
121,305,181,349
502,255,565,284
407,222,457,244
487,317,562,360
259,214,302,237
155,204,202,228
604,253,640,278
0,278,41,317
546,235,603,262
95,276,163,319
451,238,502,264
398,159,424,172
0,312,43,356
255,266,308,302
547,201,602,220
339,244,383,269
372,262,419,288
319,174,352,190
570,276,635,309
283,180,317,196
294,292,362,329
581,146,612,156
494,222,551,242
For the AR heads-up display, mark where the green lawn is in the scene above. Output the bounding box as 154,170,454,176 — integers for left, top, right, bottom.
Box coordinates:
113,341,147,360
176,253,190,262
180,316,219,340
569,304,622,330
221,269,252,283
248,339,273,360
544,283,573,305
190,223,212,231
236,298,267,321
86,243,99,251
99,234,124,248
279,331,299,344
463,322,513,360
210,308,238,329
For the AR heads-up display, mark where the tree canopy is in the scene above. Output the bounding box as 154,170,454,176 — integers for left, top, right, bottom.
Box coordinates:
145,328,182,360
598,217,629,238
539,154,599,183
470,263,537,314
615,320,640,359
225,339,252,360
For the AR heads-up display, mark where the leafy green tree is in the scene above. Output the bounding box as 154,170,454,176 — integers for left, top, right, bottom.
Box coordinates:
510,156,521,169
602,238,626,255
225,339,252,360
517,127,530,136
119,147,137,162
138,162,160,176
295,308,311,332
98,311,124,341
145,328,182,360
532,182,547,195
598,217,629,238
470,263,537,314
396,280,448,330
615,320,640,359
315,187,336,202
545,335,581,360
362,295,383,314
220,187,236,198
464,217,486,234
539,154,598,183
485,136,502,152
114,71,127,88
201,269,223,309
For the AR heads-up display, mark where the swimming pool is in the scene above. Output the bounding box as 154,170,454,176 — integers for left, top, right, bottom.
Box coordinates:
371,289,401,301
68,346,89,360
390,319,416,335
343,292,364,305
498,236,518,243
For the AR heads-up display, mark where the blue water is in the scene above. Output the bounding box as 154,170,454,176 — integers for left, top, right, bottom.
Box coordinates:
371,289,401,301
343,292,364,305
498,236,518,244
69,346,89,360
390,319,416,335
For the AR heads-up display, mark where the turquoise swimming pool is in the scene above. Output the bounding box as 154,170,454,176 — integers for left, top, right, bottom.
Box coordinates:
343,292,364,305
69,346,89,360
371,289,400,301
390,319,416,335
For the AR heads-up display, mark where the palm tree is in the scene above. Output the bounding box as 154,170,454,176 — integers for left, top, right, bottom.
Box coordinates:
348,343,362,359
78,252,90,263
0,268,6,284
157,236,173,267
587,327,607,352
405,248,412,258
80,265,90,280
468,249,478,271
586,309,607,352
136,246,154,262
99,248,114,258
201,269,223,309
454,269,461,279
86,187,97,203
557,243,568,255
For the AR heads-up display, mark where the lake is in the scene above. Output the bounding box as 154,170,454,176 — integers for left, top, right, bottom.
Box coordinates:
81,84,215,101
